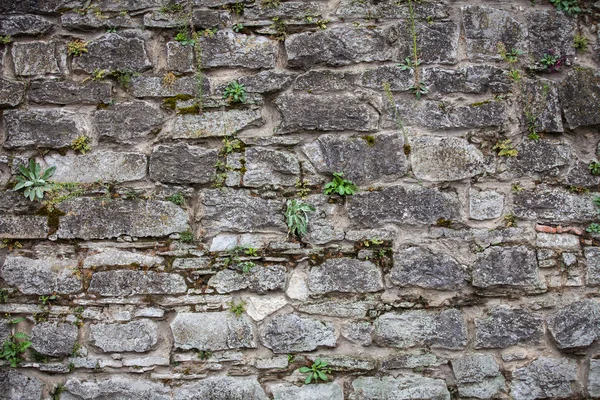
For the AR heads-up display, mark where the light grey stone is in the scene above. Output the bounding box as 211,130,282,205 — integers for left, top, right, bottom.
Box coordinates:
83,248,163,268
12,41,65,76
308,258,383,294
245,295,287,321
381,351,447,370
62,377,170,400
588,359,600,398
208,265,286,294
166,41,194,73
94,101,163,144
336,0,449,20
536,233,580,250
350,376,450,400
0,370,43,400
452,354,506,399
90,320,158,353
509,139,570,175
391,247,468,290
168,108,263,138
131,75,208,98
88,270,187,296
31,322,78,357
341,321,373,346
1,255,82,295
586,247,600,286
514,188,598,224
0,14,54,36
200,30,277,69
272,383,343,400
72,34,152,73
511,358,577,400
475,306,544,349
0,215,48,239
44,151,146,183
547,299,600,349
170,312,256,351
423,65,511,94
297,298,377,318
243,147,300,188
359,65,413,92
470,189,504,220
173,377,267,400
238,70,295,93
61,10,140,29
259,314,336,353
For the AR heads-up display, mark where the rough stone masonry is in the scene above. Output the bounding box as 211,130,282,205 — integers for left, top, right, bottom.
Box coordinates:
0,0,599,399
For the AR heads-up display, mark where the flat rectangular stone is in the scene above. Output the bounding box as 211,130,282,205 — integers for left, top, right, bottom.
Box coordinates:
200,31,277,69
536,233,581,250
1,255,82,295
131,76,209,98
171,312,256,351
28,80,112,105
12,41,66,76
89,270,187,296
0,78,25,107
514,188,597,224
167,108,263,138
72,34,151,73
149,144,218,185
0,215,48,239
44,151,147,183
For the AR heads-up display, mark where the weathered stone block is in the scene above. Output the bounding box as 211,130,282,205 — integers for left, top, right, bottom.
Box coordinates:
462,6,527,60
341,321,373,346
359,65,412,92
31,322,78,357
472,246,545,292
166,41,194,73
90,320,158,352
520,78,563,133
259,314,336,353
0,78,25,107
88,270,186,296
44,152,147,183
245,295,287,321
347,185,460,227
586,247,600,286
150,143,217,185
424,65,511,94
511,358,577,400
308,258,383,294
336,0,449,20
374,309,467,350
3,109,88,149
131,76,208,98
513,188,597,223
0,15,54,36
61,11,139,30
12,41,65,76
293,69,358,92
171,312,256,351
0,370,43,400
63,377,170,400
398,21,459,64
526,10,575,60
1,255,81,295
83,248,163,268
475,306,543,349
391,247,468,290
469,189,504,220
509,139,570,175
275,93,378,134
208,265,286,294
271,383,343,400
28,80,111,105
173,377,267,400
303,133,406,184
244,1,324,25
0,215,48,239
560,68,600,129
238,70,295,93
547,299,600,349
196,189,285,234
243,147,300,187
72,34,151,73
351,376,450,400
286,27,394,68
452,354,506,399
56,198,189,240
297,298,376,319
200,31,276,69
168,108,263,138
94,101,162,143
588,359,600,398
410,136,487,181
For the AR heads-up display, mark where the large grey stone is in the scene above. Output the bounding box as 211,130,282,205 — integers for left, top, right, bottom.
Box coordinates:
469,189,504,220
585,247,600,286
12,41,65,76
302,133,407,184
90,320,158,352
72,34,151,73
196,189,285,235
513,188,597,224
0,370,43,400
28,80,112,105
208,265,286,294
243,1,325,25
410,136,487,182
62,377,170,400
336,0,449,20
259,314,336,353
171,312,256,351
1,255,82,295
271,383,343,400
374,309,467,350
83,248,163,268
294,69,359,92
350,376,450,400
31,322,78,357
511,358,577,400
94,101,163,143
391,247,468,290
520,78,563,133
423,65,511,94
131,76,208,98
168,108,263,138
0,15,54,36
475,306,543,349
560,68,600,129
166,41,194,73
61,10,140,30
56,198,189,240
200,30,276,69
0,215,48,239
173,377,267,400
462,5,527,60
588,359,600,398
0,78,25,107
526,10,575,60
508,139,570,175
359,65,413,92
243,147,300,188
308,258,383,294
88,270,187,296
286,27,393,68
398,21,459,64
342,321,373,346
347,185,460,227
3,109,88,149
547,299,600,349
452,354,506,399
275,93,378,134
238,70,295,93
472,246,545,292
150,143,217,185
44,152,147,183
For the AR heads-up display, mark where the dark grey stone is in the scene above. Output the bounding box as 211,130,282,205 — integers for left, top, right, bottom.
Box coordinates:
560,68,600,129
171,312,256,351
166,42,194,73
511,358,577,400
452,354,506,399
424,65,511,94
208,265,286,294
12,41,65,76
308,258,383,294
391,247,468,290
150,143,218,185
293,69,358,92
243,147,300,188
56,198,189,240
520,78,563,133
243,1,325,25
72,34,152,73
359,65,413,92
93,0,163,11
475,306,544,349
1,255,82,295
513,188,597,223
0,15,54,36
131,76,208,98
90,320,158,352
0,78,25,107
200,30,277,69
585,247,600,286
88,270,187,296
31,322,78,357
61,11,140,30
28,80,112,105
347,185,460,227
0,215,48,239
259,314,336,353
563,160,600,188
275,93,378,134
508,139,570,175
526,10,575,60
174,377,267,400
398,21,459,64
547,299,600,349
336,0,449,19
238,70,295,93
63,377,170,400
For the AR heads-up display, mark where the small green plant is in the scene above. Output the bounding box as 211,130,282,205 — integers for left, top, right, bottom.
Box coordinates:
299,359,331,384
587,223,600,233
106,26,117,33
504,213,517,228
0,289,7,303
363,238,384,247
228,300,246,317
1,333,31,368
110,69,135,88
238,261,256,273
508,69,522,81
539,52,560,70
589,161,600,176
397,56,420,72
511,183,524,192
232,23,244,32
295,179,311,199
525,112,540,142
270,17,287,41
167,192,184,206
409,81,428,99
71,135,91,154
39,294,57,307
262,0,281,7
315,19,330,29
493,139,518,157
324,172,358,196
222,81,247,104
13,160,56,202
90,68,107,81
175,29,196,47
224,2,244,14
285,199,315,238
498,45,523,64
287,354,295,363
180,230,194,243
197,350,212,360
52,384,66,400
244,247,258,257
67,39,88,56
160,3,184,13
549,0,581,14
0,35,12,44
574,33,588,52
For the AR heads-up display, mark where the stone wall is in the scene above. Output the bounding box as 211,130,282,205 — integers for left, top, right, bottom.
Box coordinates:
0,0,599,398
